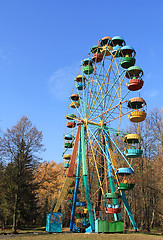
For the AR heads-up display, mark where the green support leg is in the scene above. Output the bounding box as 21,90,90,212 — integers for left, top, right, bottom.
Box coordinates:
81,124,95,232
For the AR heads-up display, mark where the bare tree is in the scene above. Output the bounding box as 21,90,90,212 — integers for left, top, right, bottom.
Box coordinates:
125,108,163,231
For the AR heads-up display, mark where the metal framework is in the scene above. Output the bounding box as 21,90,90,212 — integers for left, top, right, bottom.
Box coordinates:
52,36,146,233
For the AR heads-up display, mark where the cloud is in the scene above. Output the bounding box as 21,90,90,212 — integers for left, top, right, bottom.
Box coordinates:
48,62,80,101
0,49,12,65
149,90,159,98
146,73,152,79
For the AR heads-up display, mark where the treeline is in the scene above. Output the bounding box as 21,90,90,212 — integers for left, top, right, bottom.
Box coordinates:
0,109,162,233
123,108,163,231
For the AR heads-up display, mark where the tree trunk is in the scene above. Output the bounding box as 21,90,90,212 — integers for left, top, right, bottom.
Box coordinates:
3,219,6,229
124,207,127,229
12,192,18,234
150,200,155,229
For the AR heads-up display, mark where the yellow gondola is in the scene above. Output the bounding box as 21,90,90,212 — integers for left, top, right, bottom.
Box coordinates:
124,134,142,143
101,45,113,56
100,36,113,56
75,75,86,83
128,110,146,123
63,154,71,160
70,102,80,108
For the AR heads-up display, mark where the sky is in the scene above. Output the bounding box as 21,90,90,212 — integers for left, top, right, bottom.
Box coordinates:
0,0,162,164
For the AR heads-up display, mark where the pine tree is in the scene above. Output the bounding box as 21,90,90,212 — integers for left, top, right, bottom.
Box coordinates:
0,116,44,232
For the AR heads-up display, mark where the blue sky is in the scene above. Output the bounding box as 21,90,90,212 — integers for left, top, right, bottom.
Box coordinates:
0,0,162,163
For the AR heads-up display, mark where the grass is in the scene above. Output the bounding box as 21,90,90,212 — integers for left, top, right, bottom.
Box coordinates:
0,227,162,240
0,231,162,240
1,233,163,240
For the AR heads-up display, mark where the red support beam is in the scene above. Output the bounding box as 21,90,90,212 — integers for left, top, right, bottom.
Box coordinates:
67,125,81,177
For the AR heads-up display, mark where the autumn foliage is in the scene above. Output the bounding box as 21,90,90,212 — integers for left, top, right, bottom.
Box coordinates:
34,161,64,225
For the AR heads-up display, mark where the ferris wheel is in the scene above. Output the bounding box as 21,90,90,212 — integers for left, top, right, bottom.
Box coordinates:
52,36,147,233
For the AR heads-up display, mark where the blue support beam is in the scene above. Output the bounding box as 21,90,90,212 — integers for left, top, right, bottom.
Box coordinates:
121,191,137,231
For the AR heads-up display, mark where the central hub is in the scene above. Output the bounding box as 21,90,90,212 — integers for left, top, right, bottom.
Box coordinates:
84,118,88,125
99,120,103,128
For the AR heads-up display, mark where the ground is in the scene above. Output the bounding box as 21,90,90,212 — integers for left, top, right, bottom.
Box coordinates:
0,232,163,240
0,228,162,240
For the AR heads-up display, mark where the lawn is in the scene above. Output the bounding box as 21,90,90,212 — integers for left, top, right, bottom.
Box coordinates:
0,232,162,240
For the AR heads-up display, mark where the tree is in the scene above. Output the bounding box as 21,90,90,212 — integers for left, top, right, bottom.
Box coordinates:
148,108,163,148
0,162,5,227
124,108,163,231
0,116,44,232
34,161,64,225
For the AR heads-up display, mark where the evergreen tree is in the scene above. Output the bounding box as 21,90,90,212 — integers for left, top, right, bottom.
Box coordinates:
0,116,44,233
